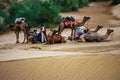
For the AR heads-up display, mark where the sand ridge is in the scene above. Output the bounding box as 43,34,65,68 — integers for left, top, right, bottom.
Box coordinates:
0,54,120,80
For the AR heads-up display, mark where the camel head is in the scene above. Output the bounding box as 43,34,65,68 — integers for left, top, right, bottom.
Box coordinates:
107,29,114,34
98,25,103,28
79,16,91,26
61,17,66,22
94,25,103,32
84,16,91,20
102,29,114,41
82,16,91,23
8,23,15,31
50,29,58,35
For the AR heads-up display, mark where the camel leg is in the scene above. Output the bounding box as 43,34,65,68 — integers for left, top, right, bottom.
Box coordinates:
61,38,64,43
58,25,61,34
26,27,30,43
73,29,76,40
24,32,28,43
26,34,29,43
80,34,86,42
60,26,64,34
61,38,66,43
51,36,55,44
71,28,74,41
22,30,27,43
58,24,64,34
15,31,19,43
52,39,54,44
23,33,27,43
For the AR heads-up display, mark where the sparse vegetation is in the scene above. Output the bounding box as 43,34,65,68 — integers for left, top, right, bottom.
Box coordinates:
8,0,61,27
112,0,120,5
52,0,90,12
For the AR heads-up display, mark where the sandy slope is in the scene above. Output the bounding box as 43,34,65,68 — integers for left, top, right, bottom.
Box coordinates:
0,54,120,80
0,2,120,80
112,4,120,19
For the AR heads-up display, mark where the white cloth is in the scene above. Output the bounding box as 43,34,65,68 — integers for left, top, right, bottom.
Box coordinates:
41,32,46,42
15,17,26,23
41,27,45,32
80,34,86,42
80,26,87,30
76,27,84,35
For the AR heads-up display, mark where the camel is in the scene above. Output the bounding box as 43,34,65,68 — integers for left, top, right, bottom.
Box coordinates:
47,29,66,44
8,22,30,43
80,29,114,42
28,30,38,44
68,25,103,40
58,16,90,40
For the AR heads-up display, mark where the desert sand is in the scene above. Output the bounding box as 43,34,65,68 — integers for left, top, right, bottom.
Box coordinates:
0,54,120,80
0,2,120,80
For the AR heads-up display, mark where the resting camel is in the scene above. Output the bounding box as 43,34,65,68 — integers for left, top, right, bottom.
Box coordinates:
80,29,114,42
47,29,66,44
8,22,30,43
28,30,38,44
58,16,90,40
68,25,103,40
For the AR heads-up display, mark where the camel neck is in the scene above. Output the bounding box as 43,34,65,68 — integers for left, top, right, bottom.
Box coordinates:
104,32,111,40
82,18,88,25
94,27,101,32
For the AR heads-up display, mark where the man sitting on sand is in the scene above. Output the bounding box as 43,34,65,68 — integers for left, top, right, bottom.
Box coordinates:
75,25,89,39
38,24,47,42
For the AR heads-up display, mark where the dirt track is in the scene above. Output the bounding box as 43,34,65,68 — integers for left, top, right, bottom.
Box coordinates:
0,2,120,80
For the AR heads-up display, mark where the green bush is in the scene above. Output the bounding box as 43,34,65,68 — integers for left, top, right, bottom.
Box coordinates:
88,0,100,2
0,0,101,33
112,0,120,5
0,25,8,34
0,8,9,34
0,3,5,10
0,16,8,34
36,1,61,25
52,0,91,12
52,0,88,12
78,0,90,8
8,0,61,27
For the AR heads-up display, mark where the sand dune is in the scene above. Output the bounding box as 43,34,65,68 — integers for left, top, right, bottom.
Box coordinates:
0,54,120,80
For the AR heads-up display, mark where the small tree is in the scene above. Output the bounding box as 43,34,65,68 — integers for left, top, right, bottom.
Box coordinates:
112,0,120,5
8,0,61,27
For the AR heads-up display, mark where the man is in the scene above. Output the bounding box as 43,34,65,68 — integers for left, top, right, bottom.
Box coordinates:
38,24,47,42
74,24,89,40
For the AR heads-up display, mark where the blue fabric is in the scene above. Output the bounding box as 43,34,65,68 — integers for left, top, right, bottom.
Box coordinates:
76,27,84,34
33,35,38,40
37,32,46,42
